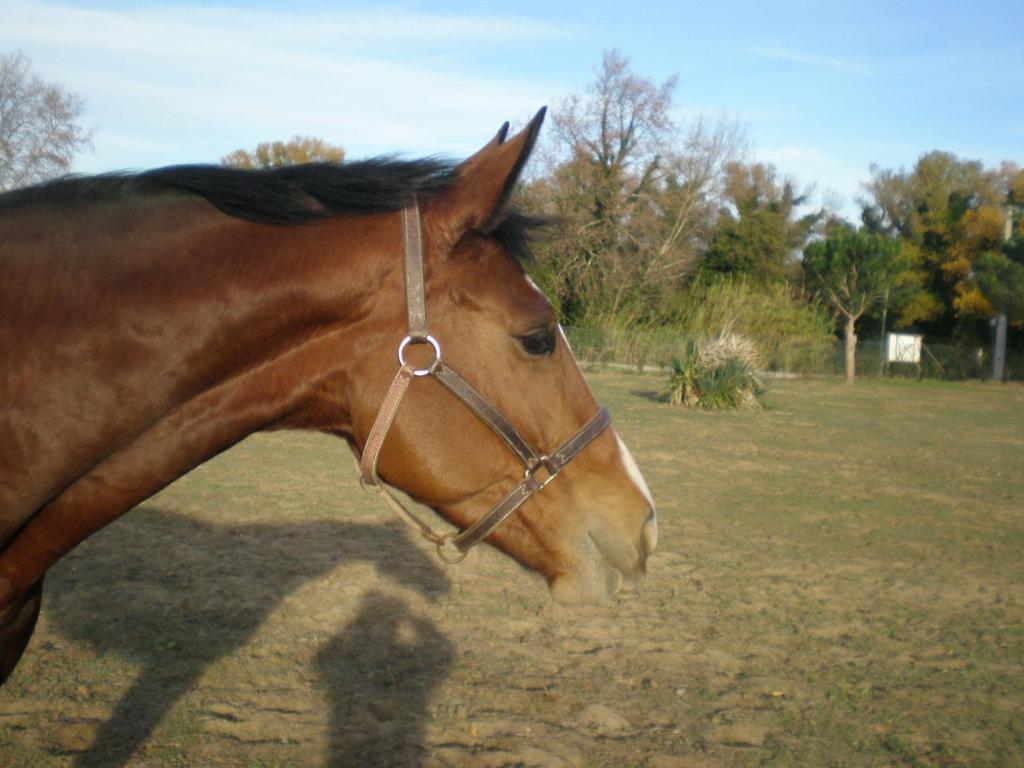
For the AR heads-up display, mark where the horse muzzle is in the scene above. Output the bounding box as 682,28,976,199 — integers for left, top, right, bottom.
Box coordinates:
548,504,657,605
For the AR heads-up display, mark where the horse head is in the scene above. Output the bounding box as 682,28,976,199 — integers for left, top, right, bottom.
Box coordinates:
340,110,657,603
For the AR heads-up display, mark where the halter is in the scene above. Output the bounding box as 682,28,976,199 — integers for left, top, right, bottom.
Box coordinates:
358,202,612,563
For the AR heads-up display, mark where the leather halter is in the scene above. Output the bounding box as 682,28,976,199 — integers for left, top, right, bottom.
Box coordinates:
358,202,612,563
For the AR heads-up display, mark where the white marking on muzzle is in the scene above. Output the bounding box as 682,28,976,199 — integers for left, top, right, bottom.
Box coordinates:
614,432,655,511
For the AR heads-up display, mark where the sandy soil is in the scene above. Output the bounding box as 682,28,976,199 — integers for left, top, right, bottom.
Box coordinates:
2,375,1022,767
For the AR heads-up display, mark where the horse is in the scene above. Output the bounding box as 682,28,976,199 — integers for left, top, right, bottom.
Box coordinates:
0,109,656,684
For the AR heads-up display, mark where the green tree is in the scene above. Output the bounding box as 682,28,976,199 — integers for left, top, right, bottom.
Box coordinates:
702,162,821,284
861,152,1010,332
973,252,1024,323
0,51,92,191
974,165,1024,325
221,136,345,168
803,226,909,383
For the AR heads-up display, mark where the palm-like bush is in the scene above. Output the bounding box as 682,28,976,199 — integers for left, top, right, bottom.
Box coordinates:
665,332,766,409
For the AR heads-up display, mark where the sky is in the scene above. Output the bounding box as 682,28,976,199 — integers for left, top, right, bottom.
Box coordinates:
3,0,1022,220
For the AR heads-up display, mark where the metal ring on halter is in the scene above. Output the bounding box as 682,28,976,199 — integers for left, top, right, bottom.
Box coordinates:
436,532,468,564
397,335,441,377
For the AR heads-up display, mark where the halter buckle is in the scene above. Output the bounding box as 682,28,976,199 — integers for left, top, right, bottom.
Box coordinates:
397,335,441,377
525,455,559,490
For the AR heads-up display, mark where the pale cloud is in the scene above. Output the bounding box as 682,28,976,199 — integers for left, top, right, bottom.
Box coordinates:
5,3,567,55
1,1,569,171
751,47,870,75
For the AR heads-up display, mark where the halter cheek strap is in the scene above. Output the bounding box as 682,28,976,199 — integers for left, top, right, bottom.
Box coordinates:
358,202,611,563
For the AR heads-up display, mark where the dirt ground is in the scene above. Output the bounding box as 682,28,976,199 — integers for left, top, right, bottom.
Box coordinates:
1,373,1022,767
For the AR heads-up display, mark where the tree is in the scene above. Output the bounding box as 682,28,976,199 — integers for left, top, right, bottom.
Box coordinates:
527,50,745,325
973,252,1024,323
860,152,1009,333
702,162,821,284
639,116,748,285
550,49,677,229
0,51,92,191
543,49,678,323
803,226,909,383
221,136,345,168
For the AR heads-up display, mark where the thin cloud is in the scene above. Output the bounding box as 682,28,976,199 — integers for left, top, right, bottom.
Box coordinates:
751,47,870,74
4,2,570,52
0,1,569,170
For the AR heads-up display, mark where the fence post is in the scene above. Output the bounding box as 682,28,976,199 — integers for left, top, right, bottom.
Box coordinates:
991,313,1007,382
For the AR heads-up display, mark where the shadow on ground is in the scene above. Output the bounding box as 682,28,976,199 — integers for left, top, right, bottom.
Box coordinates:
630,389,664,403
42,506,452,768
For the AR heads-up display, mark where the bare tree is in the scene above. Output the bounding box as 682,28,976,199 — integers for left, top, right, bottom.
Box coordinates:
0,51,92,191
638,115,748,283
531,50,746,324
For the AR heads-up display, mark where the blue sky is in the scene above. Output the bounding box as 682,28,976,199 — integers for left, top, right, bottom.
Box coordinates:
3,0,1022,219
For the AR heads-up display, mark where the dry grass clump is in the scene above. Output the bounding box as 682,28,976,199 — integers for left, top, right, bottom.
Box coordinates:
665,331,766,409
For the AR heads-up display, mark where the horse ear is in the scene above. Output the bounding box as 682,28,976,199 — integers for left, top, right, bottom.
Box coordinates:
425,107,545,248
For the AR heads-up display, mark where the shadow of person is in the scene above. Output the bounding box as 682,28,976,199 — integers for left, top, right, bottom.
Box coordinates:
41,506,451,768
316,592,455,768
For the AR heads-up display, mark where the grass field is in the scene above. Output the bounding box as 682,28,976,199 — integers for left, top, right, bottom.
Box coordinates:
1,373,1022,767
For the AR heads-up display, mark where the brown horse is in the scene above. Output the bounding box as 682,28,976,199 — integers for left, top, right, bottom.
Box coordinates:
0,109,656,684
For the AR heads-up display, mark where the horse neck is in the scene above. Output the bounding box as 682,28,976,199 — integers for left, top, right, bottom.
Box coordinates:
7,196,400,466
0,202,404,611
140,203,401,424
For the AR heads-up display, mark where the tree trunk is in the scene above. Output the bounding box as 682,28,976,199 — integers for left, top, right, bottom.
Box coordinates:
845,314,857,384
879,286,890,377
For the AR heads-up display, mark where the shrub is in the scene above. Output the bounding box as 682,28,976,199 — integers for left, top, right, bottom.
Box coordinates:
666,276,835,370
565,277,836,373
665,331,766,409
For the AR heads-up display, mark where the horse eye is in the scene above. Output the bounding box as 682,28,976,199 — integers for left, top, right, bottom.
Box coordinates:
517,328,557,357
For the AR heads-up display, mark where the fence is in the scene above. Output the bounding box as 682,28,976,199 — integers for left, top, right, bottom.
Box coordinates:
564,327,1024,382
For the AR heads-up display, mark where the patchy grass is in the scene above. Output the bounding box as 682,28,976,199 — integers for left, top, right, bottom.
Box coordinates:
1,374,1022,767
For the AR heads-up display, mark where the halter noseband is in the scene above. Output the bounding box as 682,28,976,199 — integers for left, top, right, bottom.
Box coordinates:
358,202,611,563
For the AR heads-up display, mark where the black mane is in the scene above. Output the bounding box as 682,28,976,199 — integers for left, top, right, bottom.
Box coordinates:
0,158,458,225
0,156,548,263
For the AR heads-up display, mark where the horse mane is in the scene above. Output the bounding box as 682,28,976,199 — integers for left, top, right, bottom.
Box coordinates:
0,157,546,263
0,158,459,225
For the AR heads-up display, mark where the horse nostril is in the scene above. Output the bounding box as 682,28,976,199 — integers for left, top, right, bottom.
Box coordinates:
641,510,658,558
